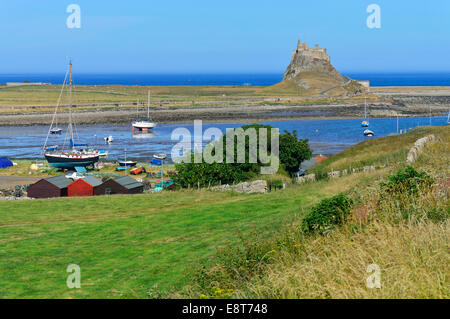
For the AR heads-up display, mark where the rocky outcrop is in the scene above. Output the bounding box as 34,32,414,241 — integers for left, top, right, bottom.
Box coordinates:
211,180,267,194
406,135,436,164
283,40,343,82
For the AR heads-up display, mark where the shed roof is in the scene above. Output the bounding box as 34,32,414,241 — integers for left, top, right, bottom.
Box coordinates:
80,176,102,187
300,159,318,170
45,175,72,189
113,176,143,190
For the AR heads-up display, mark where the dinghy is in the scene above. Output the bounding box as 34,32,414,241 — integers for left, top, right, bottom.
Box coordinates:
364,129,374,137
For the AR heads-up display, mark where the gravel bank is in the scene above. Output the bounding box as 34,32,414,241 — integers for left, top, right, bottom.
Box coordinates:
0,99,448,126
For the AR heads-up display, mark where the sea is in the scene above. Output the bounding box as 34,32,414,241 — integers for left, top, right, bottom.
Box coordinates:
0,72,448,161
0,72,450,86
0,117,447,161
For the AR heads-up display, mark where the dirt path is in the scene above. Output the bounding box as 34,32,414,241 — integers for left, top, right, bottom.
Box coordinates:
0,175,40,188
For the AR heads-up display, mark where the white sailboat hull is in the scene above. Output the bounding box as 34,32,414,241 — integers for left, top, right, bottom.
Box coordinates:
132,121,156,129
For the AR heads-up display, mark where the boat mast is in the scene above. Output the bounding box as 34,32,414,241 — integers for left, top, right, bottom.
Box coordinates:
136,100,139,119
364,95,367,119
147,90,150,119
68,60,74,148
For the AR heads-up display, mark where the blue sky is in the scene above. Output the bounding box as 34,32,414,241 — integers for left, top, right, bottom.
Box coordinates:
0,0,449,73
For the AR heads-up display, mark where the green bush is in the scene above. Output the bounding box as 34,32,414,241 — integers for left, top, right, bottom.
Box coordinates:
301,194,353,235
380,165,434,195
174,124,312,188
377,166,444,222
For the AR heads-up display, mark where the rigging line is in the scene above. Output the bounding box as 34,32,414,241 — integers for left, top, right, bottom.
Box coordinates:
42,66,69,154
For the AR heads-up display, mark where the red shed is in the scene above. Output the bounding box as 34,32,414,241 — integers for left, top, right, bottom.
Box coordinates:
27,175,71,199
68,176,102,197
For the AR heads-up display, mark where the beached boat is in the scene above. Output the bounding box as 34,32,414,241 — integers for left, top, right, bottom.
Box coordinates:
43,62,100,169
153,153,167,160
130,166,146,175
118,161,137,167
118,149,137,167
132,90,156,132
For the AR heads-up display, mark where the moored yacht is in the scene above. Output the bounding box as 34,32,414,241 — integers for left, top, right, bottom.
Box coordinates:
132,90,156,132
43,61,100,169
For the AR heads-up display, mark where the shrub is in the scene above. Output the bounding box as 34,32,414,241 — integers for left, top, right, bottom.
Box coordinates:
314,169,329,181
301,194,353,235
377,166,443,222
174,124,312,188
380,165,434,195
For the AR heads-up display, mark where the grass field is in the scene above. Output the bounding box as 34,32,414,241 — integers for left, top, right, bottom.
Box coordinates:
0,83,378,114
0,126,448,298
0,170,377,298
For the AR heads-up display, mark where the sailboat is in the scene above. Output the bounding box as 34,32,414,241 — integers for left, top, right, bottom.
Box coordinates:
43,61,100,169
361,95,369,127
118,149,137,168
132,90,156,132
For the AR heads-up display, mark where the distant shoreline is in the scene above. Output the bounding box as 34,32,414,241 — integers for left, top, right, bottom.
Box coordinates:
0,103,447,126
1,71,450,86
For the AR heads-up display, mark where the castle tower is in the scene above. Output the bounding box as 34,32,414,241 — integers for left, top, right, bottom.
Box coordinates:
283,39,343,82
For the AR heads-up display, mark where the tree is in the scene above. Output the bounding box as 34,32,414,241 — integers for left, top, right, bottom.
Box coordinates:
174,124,312,187
279,130,312,176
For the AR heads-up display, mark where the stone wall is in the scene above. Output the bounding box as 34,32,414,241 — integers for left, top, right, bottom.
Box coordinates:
406,134,436,164
211,180,267,194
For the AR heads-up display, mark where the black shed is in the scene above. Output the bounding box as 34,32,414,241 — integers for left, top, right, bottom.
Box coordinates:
27,175,72,198
94,176,144,195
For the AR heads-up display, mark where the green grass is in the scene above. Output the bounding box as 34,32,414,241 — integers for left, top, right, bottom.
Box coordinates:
0,174,371,298
179,126,449,299
310,126,449,174
0,83,375,114
0,126,447,298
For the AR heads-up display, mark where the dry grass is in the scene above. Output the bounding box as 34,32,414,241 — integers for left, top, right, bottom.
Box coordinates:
179,126,449,299
266,71,345,96
236,219,449,298
311,126,449,173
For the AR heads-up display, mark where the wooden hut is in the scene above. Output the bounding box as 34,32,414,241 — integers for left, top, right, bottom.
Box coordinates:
27,175,72,198
94,176,144,195
68,176,102,197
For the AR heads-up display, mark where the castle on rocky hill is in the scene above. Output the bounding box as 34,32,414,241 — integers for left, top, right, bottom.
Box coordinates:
282,39,343,82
